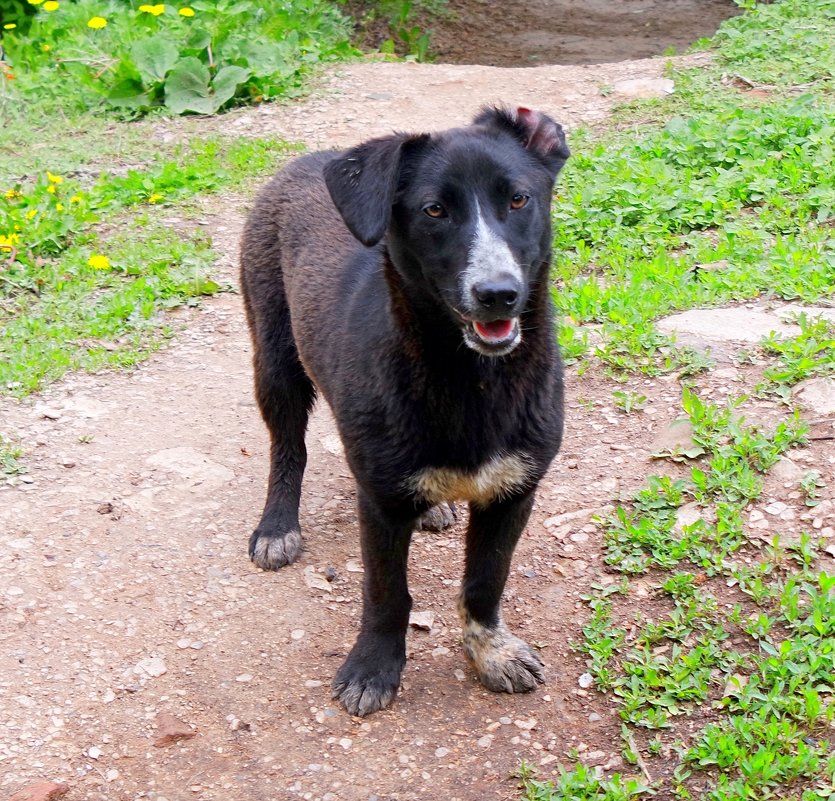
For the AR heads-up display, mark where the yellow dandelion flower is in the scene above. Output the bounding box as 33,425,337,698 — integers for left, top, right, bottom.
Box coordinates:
178,6,195,16
46,184,56,194
43,0,59,10
47,171,63,184
148,193,164,204
27,0,44,5
0,233,21,249
4,188,20,199
70,195,82,204
26,209,38,220
139,3,165,15
56,203,64,211
41,44,51,52
3,23,16,29
87,16,107,28
87,254,110,270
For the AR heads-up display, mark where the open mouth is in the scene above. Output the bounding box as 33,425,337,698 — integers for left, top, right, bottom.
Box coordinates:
464,317,521,356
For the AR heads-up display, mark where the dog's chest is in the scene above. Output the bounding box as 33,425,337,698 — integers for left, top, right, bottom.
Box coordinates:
407,453,533,507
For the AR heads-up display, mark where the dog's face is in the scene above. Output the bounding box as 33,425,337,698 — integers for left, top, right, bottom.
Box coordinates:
324,107,569,357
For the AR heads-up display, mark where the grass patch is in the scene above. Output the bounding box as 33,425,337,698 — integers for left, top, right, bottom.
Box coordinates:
527,1,835,798
1,134,297,395
0,0,356,118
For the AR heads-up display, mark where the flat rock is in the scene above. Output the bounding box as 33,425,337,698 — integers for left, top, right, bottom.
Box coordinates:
793,378,835,416
612,77,674,98
153,712,197,747
146,447,234,490
409,611,435,631
657,307,799,344
8,783,70,801
770,456,805,483
650,419,700,458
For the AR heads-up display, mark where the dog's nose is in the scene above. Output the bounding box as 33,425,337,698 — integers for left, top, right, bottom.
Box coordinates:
472,278,519,311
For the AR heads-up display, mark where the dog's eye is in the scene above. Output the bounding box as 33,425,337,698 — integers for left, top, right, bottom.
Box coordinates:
510,194,530,210
422,203,447,219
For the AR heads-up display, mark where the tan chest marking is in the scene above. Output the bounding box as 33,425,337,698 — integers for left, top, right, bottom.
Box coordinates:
408,453,533,507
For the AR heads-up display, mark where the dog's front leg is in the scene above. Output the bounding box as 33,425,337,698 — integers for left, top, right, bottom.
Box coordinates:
332,490,414,716
459,492,545,693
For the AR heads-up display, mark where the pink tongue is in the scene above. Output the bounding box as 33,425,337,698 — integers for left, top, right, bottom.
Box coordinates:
474,319,513,341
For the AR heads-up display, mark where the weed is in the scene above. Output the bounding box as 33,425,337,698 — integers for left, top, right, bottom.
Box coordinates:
799,470,824,507
0,433,25,482
612,391,647,414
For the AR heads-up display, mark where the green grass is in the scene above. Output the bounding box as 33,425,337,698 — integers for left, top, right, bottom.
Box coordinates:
0,433,26,483
525,1,835,799
1,133,297,395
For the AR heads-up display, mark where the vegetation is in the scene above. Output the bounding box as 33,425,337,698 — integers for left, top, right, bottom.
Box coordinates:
523,1,835,798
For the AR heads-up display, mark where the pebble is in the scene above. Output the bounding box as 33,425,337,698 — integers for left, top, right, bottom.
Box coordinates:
588,713,602,723
236,673,253,683
304,680,323,688
764,501,788,516
87,746,101,760
8,782,70,801
154,712,197,747
578,672,594,689
453,669,466,681
476,735,493,748
514,718,537,730
339,738,352,749
432,646,450,657
291,629,305,640
134,656,167,678
435,747,450,758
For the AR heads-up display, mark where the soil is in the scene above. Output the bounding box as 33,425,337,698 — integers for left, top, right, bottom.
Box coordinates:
406,0,739,67
2,52,833,801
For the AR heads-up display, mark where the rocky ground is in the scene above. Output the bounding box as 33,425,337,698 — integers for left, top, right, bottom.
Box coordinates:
2,55,834,801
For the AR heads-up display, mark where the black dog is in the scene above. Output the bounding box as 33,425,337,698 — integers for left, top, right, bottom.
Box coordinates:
240,106,569,716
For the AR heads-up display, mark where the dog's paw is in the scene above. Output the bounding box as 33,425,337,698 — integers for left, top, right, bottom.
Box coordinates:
249,527,302,570
332,649,404,717
462,621,545,694
418,502,457,532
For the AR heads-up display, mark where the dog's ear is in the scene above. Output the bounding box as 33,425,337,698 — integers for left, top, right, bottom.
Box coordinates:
323,133,429,247
473,105,570,177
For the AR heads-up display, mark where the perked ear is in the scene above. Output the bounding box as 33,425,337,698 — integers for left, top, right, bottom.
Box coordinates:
323,133,429,247
473,105,570,177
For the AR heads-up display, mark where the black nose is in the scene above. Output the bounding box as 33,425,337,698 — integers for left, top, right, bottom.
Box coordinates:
472,278,519,311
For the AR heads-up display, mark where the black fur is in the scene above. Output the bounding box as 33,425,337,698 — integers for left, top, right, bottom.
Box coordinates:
240,106,569,716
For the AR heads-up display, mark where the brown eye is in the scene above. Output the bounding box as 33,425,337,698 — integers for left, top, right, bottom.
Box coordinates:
423,203,446,219
510,193,529,210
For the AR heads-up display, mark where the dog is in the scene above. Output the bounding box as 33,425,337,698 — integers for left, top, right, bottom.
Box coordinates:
240,105,569,716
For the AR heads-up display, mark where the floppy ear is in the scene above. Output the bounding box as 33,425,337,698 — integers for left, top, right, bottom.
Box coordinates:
323,133,429,247
473,105,570,177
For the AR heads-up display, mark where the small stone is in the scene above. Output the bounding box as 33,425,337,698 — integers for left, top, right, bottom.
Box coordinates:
236,673,253,683
324,566,338,582
339,738,352,749
764,501,788,516
189,640,204,650
435,747,450,758
345,559,364,573
793,377,835,415
105,770,119,782
578,672,594,689
409,611,435,631
134,656,167,678
612,77,674,98
102,688,116,704
304,679,323,688
303,566,333,593
514,718,537,730
59,458,76,469
37,406,63,420
584,750,608,766
87,746,101,760
588,713,602,723
432,646,450,657
8,783,70,801
291,629,305,640
477,735,493,748
176,638,192,649
6,586,24,597
453,669,466,681
153,712,197,747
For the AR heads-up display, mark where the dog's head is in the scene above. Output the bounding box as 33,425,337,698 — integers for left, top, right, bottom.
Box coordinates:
323,106,569,357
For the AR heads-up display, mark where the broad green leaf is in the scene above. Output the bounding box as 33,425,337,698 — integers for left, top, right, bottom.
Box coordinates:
185,27,212,51
131,38,179,84
107,78,151,109
164,57,214,115
211,65,250,107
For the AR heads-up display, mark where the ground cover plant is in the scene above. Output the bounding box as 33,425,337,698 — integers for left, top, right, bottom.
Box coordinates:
521,1,835,798
0,0,355,116
1,135,296,395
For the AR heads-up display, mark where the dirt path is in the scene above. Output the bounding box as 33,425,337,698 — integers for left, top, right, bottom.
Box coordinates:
2,56,831,801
